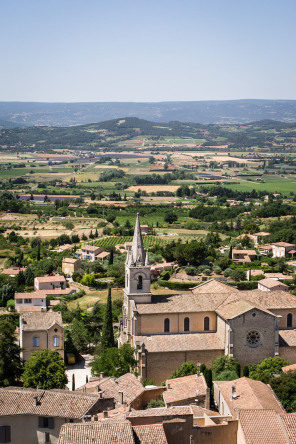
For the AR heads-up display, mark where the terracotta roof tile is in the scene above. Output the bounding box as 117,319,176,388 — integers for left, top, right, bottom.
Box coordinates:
238,409,287,444
36,275,66,283
127,406,193,418
242,290,296,309
0,387,103,419
280,413,296,443
163,374,207,405
21,312,63,330
214,378,284,419
135,333,224,353
279,330,296,347
258,278,289,289
282,363,296,373
58,419,135,444
133,424,168,444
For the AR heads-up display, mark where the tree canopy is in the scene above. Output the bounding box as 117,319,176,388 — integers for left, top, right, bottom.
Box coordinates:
22,350,68,390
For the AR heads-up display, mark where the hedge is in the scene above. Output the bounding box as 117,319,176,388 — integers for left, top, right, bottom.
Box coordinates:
227,281,258,290
158,279,199,290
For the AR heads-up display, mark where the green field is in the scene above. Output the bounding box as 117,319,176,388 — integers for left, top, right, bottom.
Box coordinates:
223,176,296,195
93,235,168,249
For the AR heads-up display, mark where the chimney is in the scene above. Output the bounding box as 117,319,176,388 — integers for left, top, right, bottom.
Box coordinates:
100,372,104,379
98,390,103,399
103,411,108,419
33,396,39,407
196,371,200,377
231,385,237,400
167,382,171,390
205,387,210,410
118,391,124,404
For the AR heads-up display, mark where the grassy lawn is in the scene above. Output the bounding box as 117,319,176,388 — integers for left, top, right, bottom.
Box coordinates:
223,176,296,195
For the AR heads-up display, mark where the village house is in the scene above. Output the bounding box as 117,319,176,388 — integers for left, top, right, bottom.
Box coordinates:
15,288,74,313
140,224,149,235
257,278,289,292
20,312,64,361
75,245,109,262
62,258,81,277
57,244,72,253
232,249,257,264
163,373,209,408
272,242,296,258
0,387,114,444
119,215,296,384
1,267,26,277
34,275,66,291
76,373,164,411
253,232,270,245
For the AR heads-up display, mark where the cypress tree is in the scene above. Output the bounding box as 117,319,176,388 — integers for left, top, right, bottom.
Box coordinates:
25,267,35,287
86,375,89,383
37,243,41,261
100,288,114,351
200,364,206,374
243,365,249,377
108,250,114,265
229,245,233,259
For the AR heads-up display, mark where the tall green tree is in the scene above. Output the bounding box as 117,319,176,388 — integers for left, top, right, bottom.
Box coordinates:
69,318,89,353
0,317,22,386
169,361,198,379
22,349,68,390
91,344,137,378
100,288,114,350
24,267,35,287
0,284,15,307
249,357,290,384
108,250,114,265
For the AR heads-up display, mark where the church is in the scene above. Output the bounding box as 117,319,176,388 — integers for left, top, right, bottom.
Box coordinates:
119,215,296,384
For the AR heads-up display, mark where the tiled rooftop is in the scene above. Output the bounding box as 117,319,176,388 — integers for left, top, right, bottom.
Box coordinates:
280,413,296,444
127,406,193,417
0,387,104,419
214,377,284,418
35,275,66,283
135,333,224,353
279,330,296,347
58,419,135,444
133,424,168,444
238,409,287,444
258,278,288,289
163,374,207,405
21,311,63,330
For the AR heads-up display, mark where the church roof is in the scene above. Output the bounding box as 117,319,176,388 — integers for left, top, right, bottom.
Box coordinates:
130,213,146,265
134,333,224,352
191,279,238,295
215,297,276,320
242,290,296,310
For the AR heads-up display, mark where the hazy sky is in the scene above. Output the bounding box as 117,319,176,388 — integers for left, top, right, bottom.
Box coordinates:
0,0,295,102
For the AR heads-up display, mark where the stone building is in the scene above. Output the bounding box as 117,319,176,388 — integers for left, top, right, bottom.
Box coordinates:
119,215,296,384
20,312,64,361
62,258,81,277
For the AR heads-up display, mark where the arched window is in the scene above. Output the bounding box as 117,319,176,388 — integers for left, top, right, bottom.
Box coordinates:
287,313,293,328
184,317,190,332
137,275,143,290
164,318,170,332
204,316,210,331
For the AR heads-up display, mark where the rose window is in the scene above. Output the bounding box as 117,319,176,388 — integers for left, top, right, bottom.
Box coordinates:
246,330,261,347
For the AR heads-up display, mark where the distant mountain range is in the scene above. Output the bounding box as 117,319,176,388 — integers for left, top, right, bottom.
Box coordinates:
0,100,296,127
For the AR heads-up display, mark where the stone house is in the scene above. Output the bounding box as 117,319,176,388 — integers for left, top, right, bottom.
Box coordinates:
57,244,72,253
0,387,114,444
258,278,289,292
272,242,296,258
80,245,103,261
20,312,64,361
62,258,81,277
232,249,257,264
34,276,66,291
1,267,26,277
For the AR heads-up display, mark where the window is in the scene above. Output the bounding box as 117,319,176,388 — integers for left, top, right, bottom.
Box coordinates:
246,330,261,347
38,417,54,429
33,337,39,347
287,313,293,328
164,318,170,332
137,275,143,290
53,336,59,347
0,425,11,443
184,317,190,332
204,317,210,331
24,299,32,304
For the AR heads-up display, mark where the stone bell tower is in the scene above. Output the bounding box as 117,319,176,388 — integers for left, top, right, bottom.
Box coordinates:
124,213,151,304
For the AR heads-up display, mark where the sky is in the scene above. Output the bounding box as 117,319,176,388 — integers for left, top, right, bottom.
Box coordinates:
0,0,295,102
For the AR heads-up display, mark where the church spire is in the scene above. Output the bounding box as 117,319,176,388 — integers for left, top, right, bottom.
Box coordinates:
131,213,146,265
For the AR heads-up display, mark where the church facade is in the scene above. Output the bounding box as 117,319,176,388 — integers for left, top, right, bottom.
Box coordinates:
119,215,296,384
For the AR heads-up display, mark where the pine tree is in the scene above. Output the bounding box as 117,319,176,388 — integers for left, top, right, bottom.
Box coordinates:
100,288,114,351
95,229,98,237
86,375,88,383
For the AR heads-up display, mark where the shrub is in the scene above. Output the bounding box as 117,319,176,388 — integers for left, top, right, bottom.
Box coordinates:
146,398,165,409
158,279,195,290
